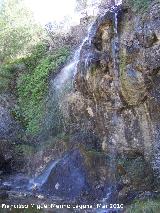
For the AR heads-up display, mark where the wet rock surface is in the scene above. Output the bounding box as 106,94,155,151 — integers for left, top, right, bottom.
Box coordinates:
42,144,109,202
63,0,160,204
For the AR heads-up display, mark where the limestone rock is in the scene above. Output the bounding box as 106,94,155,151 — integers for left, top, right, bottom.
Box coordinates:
64,0,160,202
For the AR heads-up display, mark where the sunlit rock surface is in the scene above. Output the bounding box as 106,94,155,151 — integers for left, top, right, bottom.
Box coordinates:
62,0,160,202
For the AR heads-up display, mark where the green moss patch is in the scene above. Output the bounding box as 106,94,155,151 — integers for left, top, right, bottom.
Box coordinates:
128,0,151,12
126,199,160,213
15,46,70,134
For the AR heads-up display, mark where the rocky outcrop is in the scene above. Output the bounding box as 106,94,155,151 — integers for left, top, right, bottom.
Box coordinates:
41,131,109,202
61,0,160,203
0,94,21,141
0,93,25,174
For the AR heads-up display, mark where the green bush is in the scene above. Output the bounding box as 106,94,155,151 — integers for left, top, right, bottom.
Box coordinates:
21,43,48,71
16,47,70,134
128,0,151,12
126,199,160,213
15,144,35,158
0,63,16,91
0,57,28,92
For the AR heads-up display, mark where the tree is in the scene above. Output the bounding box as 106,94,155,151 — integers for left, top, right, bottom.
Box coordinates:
0,0,44,62
75,0,88,12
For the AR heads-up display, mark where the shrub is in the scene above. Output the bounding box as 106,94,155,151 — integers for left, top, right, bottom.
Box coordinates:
126,199,160,213
15,144,35,158
0,63,16,91
128,0,151,12
21,43,48,71
0,57,28,92
16,47,70,134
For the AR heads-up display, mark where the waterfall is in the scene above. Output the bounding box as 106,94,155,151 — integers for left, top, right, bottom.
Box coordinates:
44,0,122,207
111,1,121,92
99,1,122,208
28,159,60,190
51,0,122,97
46,24,95,134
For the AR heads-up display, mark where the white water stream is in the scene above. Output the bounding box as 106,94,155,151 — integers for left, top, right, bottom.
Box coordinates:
0,1,123,209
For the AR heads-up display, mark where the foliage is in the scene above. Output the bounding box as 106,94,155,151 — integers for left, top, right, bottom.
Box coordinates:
126,199,160,213
21,43,48,71
15,144,35,158
6,206,43,213
0,0,44,62
75,0,88,12
120,53,127,77
56,132,70,142
0,64,12,91
0,0,71,137
0,0,46,93
0,61,20,91
16,47,70,134
128,0,151,12
0,43,47,93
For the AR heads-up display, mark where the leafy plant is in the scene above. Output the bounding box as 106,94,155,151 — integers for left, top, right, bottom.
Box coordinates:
0,62,16,91
21,43,48,71
0,0,44,62
126,199,160,213
15,144,35,158
16,47,70,134
128,0,151,12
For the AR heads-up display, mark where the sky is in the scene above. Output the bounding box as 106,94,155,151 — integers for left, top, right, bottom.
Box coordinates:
25,0,78,26
0,0,122,28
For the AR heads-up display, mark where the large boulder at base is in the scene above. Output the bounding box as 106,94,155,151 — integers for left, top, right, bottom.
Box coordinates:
42,148,109,202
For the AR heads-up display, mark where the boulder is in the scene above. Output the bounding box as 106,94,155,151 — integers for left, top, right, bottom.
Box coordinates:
42,148,109,202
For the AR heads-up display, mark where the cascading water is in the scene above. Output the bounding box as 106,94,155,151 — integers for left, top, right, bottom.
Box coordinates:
51,0,122,103
28,159,60,190
0,0,123,208
44,8,102,136
41,1,122,206
111,0,122,95
52,0,122,204
104,1,122,209
0,159,61,193
44,24,95,134
50,0,122,211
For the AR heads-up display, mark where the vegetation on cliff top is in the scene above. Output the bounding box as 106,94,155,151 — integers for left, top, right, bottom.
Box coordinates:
0,0,70,135
0,0,44,62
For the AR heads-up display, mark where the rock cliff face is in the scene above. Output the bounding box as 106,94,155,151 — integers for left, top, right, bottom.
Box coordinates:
0,94,20,141
0,93,23,174
0,0,160,208
60,0,160,202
